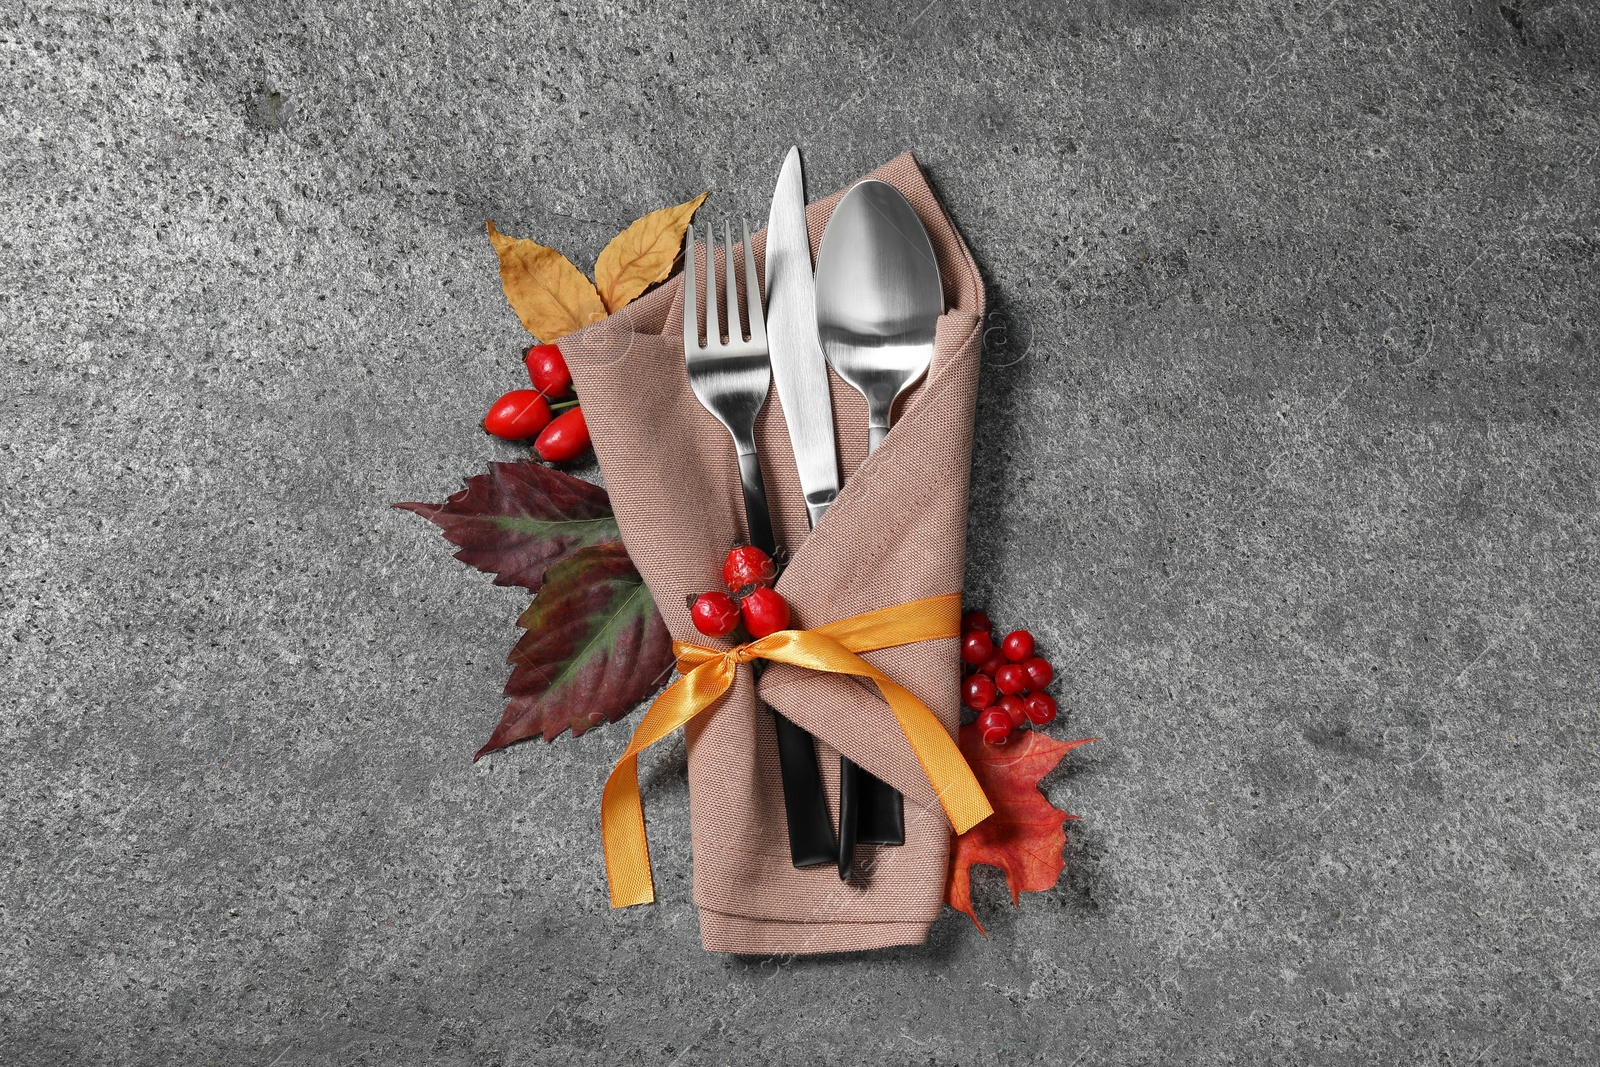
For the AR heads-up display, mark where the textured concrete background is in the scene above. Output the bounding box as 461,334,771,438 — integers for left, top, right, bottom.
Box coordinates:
3,0,1598,1064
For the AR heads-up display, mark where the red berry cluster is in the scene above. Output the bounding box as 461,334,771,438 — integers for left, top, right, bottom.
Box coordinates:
482,343,592,463
960,610,1059,745
690,546,792,640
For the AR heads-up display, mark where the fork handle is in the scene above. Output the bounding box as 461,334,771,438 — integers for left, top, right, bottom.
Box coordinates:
736,449,776,558
770,688,836,867
734,445,835,866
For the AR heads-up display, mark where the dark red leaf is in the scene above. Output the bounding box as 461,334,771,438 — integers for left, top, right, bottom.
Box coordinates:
395,459,619,592
477,542,675,755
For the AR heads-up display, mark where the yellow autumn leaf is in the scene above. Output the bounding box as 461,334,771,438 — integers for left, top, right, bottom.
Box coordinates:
593,192,709,313
486,221,608,342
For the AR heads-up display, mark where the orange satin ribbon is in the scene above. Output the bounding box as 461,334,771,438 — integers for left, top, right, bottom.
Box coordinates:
602,592,993,907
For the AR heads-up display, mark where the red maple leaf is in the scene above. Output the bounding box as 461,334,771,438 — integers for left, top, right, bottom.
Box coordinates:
946,726,1095,934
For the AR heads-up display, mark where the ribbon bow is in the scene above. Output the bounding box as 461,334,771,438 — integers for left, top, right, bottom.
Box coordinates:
602,592,993,907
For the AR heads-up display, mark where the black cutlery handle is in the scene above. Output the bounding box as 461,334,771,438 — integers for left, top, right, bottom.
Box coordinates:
836,757,859,881
735,448,834,867
854,764,904,846
837,757,906,879
771,699,836,867
736,450,776,560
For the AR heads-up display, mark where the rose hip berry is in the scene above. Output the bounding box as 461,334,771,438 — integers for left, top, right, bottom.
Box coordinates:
996,694,1027,729
1024,691,1058,725
483,389,553,441
961,610,992,634
994,662,1029,696
524,343,573,399
1022,656,1054,689
961,631,994,667
1001,629,1035,662
976,651,1006,678
690,591,740,638
723,545,777,592
534,406,590,463
962,673,998,711
978,708,1013,745
740,587,791,638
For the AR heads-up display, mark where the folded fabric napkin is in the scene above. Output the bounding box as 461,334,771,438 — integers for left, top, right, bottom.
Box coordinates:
557,152,985,955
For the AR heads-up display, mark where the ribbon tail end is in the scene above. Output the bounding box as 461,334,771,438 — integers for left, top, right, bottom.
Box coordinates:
951,800,995,837
610,886,656,909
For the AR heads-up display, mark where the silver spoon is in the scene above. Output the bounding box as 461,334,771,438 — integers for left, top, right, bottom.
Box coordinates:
814,179,944,878
815,179,943,453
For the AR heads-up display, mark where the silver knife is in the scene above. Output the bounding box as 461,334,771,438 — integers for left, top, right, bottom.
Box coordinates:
767,147,878,880
764,146,840,527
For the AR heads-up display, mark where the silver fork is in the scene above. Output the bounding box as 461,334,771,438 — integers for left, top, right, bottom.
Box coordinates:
681,217,836,868
683,218,775,555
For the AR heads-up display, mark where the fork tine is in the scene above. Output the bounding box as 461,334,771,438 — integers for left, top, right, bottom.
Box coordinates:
682,223,699,350
701,220,719,346
722,219,742,342
741,218,763,345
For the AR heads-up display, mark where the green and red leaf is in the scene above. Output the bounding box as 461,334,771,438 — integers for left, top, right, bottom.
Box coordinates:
947,728,1094,934
396,460,619,593
478,542,674,754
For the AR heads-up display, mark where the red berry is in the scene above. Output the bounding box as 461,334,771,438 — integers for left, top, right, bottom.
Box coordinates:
977,652,1006,678
483,389,553,441
1024,691,1058,725
996,695,1027,729
690,591,740,638
740,587,791,638
722,545,777,592
961,610,992,634
961,631,994,666
962,673,998,711
1001,629,1035,662
534,406,590,463
994,663,1029,696
1022,656,1054,689
524,343,573,398
978,708,1012,745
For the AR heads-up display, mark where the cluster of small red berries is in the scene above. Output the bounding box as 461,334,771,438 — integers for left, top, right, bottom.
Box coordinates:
482,343,592,463
961,610,1058,744
689,545,792,640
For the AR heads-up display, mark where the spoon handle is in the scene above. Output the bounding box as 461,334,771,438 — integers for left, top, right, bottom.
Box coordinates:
837,417,909,878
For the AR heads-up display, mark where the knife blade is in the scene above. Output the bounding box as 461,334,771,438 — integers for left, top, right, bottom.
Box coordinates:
764,146,840,526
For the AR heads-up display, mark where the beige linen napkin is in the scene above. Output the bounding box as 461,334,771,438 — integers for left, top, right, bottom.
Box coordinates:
557,152,984,954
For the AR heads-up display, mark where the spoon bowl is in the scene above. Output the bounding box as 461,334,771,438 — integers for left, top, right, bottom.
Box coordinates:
814,180,944,452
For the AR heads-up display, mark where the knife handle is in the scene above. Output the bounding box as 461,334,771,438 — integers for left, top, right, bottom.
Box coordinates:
837,757,859,881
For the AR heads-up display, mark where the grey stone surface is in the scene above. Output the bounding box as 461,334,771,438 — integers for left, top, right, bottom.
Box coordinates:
3,0,1597,1063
